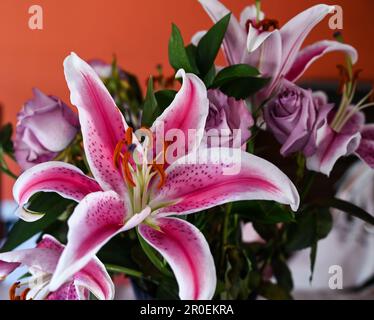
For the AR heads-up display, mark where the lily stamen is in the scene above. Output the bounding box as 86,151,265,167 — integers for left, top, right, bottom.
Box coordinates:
122,152,136,187
125,127,133,145
20,288,31,300
245,18,280,33
9,282,20,300
113,139,126,168
256,18,280,31
152,163,166,189
331,63,369,132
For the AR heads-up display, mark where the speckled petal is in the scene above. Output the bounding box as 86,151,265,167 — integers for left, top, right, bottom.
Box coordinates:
150,148,299,214
47,281,82,300
13,161,101,222
64,53,133,197
49,191,129,292
74,257,115,300
151,70,209,162
139,217,216,300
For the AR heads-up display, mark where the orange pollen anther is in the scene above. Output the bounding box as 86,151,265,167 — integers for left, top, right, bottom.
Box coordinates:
256,18,280,31
20,288,31,300
152,163,166,189
9,282,20,300
246,18,280,33
113,139,126,168
125,127,133,145
122,152,136,187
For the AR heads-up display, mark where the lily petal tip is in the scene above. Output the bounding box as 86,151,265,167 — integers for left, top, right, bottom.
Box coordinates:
175,69,186,80
15,206,45,222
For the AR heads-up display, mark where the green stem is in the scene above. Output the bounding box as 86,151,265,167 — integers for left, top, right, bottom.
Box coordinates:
105,264,144,279
0,166,18,179
220,203,232,270
255,0,261,23
301,171,316,201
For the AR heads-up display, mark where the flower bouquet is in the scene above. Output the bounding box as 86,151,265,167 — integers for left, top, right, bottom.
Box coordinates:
0,0,373,300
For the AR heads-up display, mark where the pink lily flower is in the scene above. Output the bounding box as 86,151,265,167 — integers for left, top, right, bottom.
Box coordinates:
356,124,374,168
306,110,374,176
197,0,358,102
13,53,299,300
0,235,114,300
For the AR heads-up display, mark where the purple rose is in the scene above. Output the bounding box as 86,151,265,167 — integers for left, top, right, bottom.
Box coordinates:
14,88,79,170
264,81,333,157
204,89,254,148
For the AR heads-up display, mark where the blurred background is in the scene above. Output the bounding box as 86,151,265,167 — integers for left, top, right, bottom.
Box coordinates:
0,0,373,299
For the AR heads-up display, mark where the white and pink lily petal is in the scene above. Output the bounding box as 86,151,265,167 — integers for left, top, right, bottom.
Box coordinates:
139,217,216,300
198,1,358,103
198,0,247,65
259,4,357,100
0,235,114,300
355,124,374,169
13,161,102,222
49,147,300,299
151,147,300,215
16,52,300,301
306,112,365,176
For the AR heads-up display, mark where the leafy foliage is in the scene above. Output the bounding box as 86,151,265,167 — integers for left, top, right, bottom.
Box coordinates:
168,24,198,74
0,123,14,155
1,193,75,252
210,64,270,99
196,13,231,76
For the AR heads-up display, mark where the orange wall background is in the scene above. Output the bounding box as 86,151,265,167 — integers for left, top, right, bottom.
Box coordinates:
1,0,374,200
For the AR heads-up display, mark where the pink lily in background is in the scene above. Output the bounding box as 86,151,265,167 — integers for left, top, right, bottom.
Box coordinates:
0,235,113,300
13,53,299,300
306,59,374,177
306,109,374,176
197,0,357,103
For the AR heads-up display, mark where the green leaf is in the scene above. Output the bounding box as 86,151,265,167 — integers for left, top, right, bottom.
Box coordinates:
0,123,12,144
252,221,277,241
185,44,199,74
168,24,198,73
257,281,293,300
203,65,217,87
316,198,374,226
142,85,177,127
285,208,333,252
1,193,74,252
0,123,14,155
136,229,173,277
309,242,317,282
223,247,252,299
154,90,177,113
233,201,295,224
211,64,270,100
105,264,144,279
196,13,231,75
272,257,294,292
141,77,158,127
